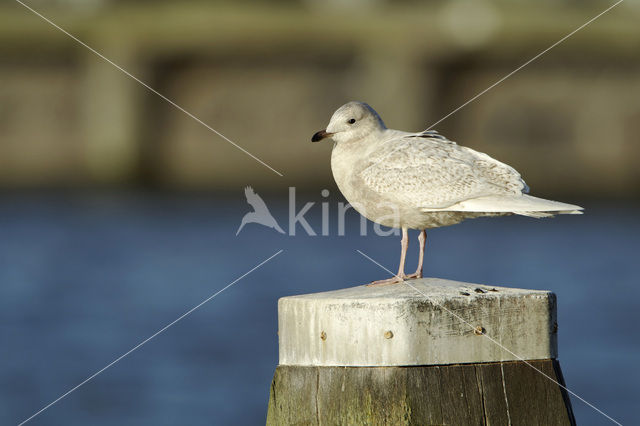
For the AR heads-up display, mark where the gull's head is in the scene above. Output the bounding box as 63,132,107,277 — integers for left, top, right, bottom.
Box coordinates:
311,101,386,144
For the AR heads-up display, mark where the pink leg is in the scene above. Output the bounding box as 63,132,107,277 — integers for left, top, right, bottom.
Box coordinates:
368,228,409,286
407,230,426,279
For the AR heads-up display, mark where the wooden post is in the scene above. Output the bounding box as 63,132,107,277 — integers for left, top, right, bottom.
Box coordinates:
267,278,575,425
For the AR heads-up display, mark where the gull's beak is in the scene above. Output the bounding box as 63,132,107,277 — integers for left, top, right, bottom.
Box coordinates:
311,129,333,142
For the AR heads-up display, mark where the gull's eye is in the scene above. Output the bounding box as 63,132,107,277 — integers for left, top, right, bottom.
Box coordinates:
347,118,356,124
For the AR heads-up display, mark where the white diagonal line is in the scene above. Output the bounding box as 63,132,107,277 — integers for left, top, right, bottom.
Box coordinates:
426,0,624,130
18,249,284,426
14,0,284,177
356,249,622,426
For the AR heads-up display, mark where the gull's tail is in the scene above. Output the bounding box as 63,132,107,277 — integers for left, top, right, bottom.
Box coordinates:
422,194,583,217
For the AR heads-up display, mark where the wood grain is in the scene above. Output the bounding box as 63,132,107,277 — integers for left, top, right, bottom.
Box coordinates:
266,360,575,425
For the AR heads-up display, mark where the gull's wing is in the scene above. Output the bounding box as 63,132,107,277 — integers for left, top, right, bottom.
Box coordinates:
360,131,528,209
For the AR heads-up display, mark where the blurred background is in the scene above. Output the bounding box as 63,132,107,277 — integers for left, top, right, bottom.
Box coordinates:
0,0,638,425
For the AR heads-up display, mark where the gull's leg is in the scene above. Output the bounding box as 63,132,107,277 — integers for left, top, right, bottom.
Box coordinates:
368,228,409,286
396,227,409,277
407,230,426,279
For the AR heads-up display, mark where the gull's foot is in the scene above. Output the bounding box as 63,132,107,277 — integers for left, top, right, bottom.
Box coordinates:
405,272,422,279
367,275,407,287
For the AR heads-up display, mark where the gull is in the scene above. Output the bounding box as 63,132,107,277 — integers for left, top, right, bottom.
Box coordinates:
236,186,285,236
311,101,583,285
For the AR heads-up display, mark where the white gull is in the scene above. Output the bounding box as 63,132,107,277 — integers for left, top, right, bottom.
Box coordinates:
312,101,583,285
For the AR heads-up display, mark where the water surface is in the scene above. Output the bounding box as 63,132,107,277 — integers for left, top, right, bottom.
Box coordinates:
0,193,637,425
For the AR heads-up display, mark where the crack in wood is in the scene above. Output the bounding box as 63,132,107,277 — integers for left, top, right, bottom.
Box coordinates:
500,363,512,426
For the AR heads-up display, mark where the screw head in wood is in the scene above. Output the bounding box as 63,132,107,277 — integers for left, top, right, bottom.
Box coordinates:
384,330,394,339
474,326,485,335
320,331,327,341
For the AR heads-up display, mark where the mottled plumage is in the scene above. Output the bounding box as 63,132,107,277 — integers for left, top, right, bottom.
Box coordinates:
361,132,527,208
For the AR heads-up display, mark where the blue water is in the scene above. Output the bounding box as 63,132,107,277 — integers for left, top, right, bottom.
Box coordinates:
0,192,638,425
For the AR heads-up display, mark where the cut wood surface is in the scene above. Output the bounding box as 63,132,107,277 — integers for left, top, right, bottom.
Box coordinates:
278,278,557,366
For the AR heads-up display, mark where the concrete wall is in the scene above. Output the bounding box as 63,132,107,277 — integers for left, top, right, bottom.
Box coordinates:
1,2,638,197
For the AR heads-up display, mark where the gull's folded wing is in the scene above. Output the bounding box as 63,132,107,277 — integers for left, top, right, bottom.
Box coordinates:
360,132,529,209
421,194,583,215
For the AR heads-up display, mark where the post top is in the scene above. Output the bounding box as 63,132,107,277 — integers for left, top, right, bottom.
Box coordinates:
282,277,551,301
278,278,557,367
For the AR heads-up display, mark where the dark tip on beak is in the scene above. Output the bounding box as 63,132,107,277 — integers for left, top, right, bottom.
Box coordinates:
311,130,333,142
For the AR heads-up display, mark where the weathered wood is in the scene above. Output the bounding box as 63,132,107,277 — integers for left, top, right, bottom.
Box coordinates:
266,360,576,426
269,279,574,425
278,278,557,366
